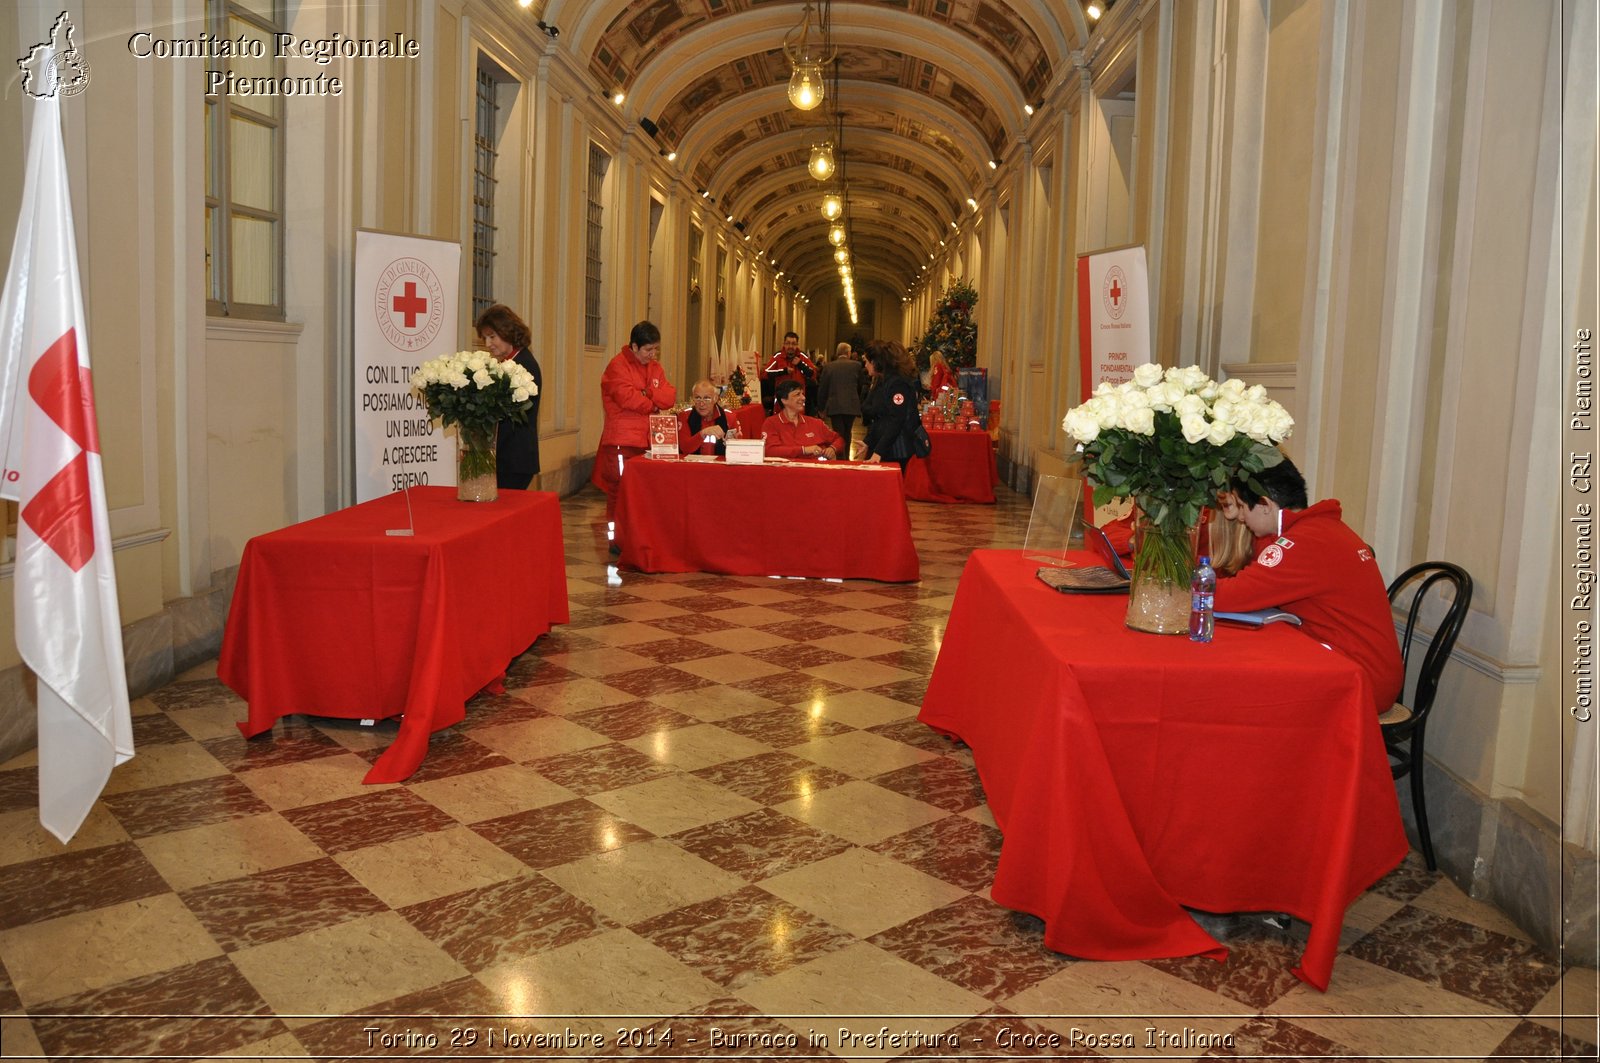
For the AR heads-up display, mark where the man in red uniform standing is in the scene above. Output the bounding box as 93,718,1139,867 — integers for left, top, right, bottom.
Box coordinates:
591,321,677,546
1213,458,1403,713
762,330,816,413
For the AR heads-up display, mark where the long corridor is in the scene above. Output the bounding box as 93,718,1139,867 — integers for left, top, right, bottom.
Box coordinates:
0,486,1592,1060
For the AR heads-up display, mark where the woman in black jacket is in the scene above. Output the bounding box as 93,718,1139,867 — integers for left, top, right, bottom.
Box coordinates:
861,338,920,471
474,304,543,489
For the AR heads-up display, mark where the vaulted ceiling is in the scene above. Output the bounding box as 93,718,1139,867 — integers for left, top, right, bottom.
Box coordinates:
538,0,1099,299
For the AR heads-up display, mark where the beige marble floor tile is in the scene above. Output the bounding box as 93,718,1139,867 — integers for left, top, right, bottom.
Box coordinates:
136,812,325,891
707,605,795,628
1,1016,44,1057
1337,890,1408,949
233,753,396,810
960,804,997,829
540,839,747,926
311,719,395,752
474,927,722,1016
230,911,468,1017
543,647,656,678
824,610,904,633
785,731,938,779
760,847,969,938
101,741,231,795
650,685,780,722
618,582,701,602
587,774,762,836
712,586,794,606
467,716,610,761
129,695,163,717
175,660,221,681
669,653,787,684
408,763,577,823
622,723,772,771
802,659,918,690
196,1031,309,1061
825,591,903,610
808,633,909,659
1409,876,1535,941
1003,961,1250,1056
774,780,948,845
799,690,916,729
0,805,130,867
1529,964,1598,1041
0,747,37,770
0,894,222,1007
572,621,673,648
517,678,639,715
604,601,691,622
736,942,989,1057
167,701,253,741
1263,955,1518,1059
335,825,533,909
688,627,792,653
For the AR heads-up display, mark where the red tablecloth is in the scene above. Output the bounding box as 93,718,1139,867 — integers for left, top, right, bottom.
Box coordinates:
919,550,1406,991
615,458,918,581
904,428,998,503
219,488,569,783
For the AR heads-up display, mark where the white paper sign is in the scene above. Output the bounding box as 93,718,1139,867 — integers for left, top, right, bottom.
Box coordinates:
1076,245,1152,398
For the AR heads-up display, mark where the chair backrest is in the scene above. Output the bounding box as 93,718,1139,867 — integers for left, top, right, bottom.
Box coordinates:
1387,562,1473,723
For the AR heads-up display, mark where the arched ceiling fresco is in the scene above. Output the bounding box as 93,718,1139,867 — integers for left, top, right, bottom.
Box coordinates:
539,0,1093,297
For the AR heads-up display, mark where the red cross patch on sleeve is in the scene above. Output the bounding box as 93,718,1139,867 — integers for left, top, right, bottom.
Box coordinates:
892,392,905,405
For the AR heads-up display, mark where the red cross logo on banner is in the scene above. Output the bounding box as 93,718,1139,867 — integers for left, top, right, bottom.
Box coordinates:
391,282,428,328
22,329,98,571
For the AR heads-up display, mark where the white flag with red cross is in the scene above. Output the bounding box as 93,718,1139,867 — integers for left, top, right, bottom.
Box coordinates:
0,87,133,842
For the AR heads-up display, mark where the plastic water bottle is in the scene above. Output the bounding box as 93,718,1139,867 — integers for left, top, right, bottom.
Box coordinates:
1189,556,1216,643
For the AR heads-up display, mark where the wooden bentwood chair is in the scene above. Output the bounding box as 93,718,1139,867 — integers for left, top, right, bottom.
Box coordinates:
1381,562,1473,871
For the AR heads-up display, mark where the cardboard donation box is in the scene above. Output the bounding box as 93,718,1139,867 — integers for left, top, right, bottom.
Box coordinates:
648,413,679,459
725,438,765,465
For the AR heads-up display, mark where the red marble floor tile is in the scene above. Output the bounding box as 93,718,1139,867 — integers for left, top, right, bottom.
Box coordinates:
600,666,718,698
869,757,986,814
454,692,552,730
201,727,349,773
130,712,198,747
1365,849,1438,902
469,798,654,868
764,597,840,618
1488,1017,1599,1061
398,873,619,971
145,678,241,712
1143,917,1308,1009
279,787,459,855
669,807,855,881
690,752,856,807
631,885,857,991
864,676,931,706
728,672,854,705
0,841,170,931
291,976,507,1057
179,857,388,952
757,619,858,642
641,997,833,1059
1202,1015,1377,1059
867,895,1072,1000
747,643,853,670
27,955,284,1059
102,775,274,839
501,657,586,689
0,765,37,815
865,718,968,755
714,707,855,748
623,638,733,665
522,742,679,796
567,700,700,740
353,729,512,784
643,612,737,636
868,815,1003,893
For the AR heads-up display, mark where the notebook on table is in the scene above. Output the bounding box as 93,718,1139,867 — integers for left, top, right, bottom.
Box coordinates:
1035,523,1131,594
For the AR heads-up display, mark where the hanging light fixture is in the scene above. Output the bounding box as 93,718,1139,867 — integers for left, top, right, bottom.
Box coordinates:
820,191,843,220
834,246,850,264
828,222,846,246
784,2,832,111
808,142,835,181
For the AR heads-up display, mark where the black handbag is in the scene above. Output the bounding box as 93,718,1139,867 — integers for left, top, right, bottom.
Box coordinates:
908,419,932,459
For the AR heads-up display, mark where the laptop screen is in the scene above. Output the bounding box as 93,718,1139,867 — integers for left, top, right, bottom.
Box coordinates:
1084,523,1132,580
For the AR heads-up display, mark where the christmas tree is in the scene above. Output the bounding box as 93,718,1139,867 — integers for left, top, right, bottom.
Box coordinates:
913,278,978,370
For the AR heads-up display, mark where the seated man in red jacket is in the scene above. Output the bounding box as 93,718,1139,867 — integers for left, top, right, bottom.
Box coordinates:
762,379,844,459
1214,458,1403,713
678,379,733,456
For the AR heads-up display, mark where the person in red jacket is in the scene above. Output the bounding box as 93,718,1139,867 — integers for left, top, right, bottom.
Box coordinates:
678,379,732,456
762,331,817,413
762,379,844,459
590,321,677,538
1213,458,1403,713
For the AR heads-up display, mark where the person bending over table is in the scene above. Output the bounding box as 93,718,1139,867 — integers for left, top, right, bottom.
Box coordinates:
861,338,921,471
1214,457,1403,713
762,379,845,459
475,303,542,490
591,320,677,539
679,379,732,456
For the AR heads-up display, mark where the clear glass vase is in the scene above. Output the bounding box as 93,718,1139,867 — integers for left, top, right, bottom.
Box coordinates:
1125,513,1201,634
456,426,498,502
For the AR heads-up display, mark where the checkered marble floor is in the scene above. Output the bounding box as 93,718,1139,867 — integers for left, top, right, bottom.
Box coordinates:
0,485,1593,1060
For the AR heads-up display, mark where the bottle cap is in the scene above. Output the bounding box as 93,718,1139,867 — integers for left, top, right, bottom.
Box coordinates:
1199,556,1211,565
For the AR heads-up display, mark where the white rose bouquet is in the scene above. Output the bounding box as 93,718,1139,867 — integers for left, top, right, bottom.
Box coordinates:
1062,363,1292,600
410,351,539,479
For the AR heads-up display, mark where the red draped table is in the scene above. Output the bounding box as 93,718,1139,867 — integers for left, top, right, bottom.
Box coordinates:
904,428,998,503
219,488,569,783
615,457,918,581
919,550,1406,991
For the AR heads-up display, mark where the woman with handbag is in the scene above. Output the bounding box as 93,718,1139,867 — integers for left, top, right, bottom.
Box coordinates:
861,339,926,471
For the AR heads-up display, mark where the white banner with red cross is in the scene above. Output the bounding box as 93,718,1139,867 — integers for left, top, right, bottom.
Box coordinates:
1076,244,1153,402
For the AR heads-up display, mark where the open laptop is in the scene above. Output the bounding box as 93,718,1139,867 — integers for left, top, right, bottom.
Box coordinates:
1036,522,1131,594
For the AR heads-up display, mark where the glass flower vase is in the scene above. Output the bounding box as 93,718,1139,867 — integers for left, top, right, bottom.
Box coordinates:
456,426,498,502
1125,513,1201,634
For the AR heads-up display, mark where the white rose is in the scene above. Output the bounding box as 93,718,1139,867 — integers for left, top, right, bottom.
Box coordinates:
1246,384,1268,403
1124,407,1155,435
1133,362,1164,388
1094,381,1115,396
1206,418,1236,446
1179,365,1210,392
1175,394,1206,418
1093,396,1121,429
1219,378,1247,399
447,371,470,388
1064,408,1100,442
1120,388,1152,410
1199,383,1219,401
1180,414,1210,444
473,369,493,388
1148,381,1185,411
512,387,530,403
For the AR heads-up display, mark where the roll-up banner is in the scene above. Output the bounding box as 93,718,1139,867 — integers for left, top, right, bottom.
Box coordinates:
1076,244,1152,401
353,230,462,502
